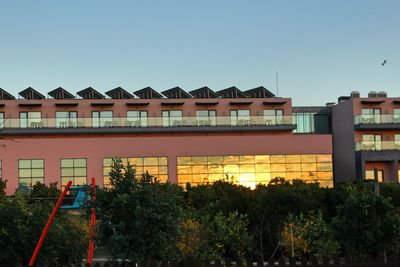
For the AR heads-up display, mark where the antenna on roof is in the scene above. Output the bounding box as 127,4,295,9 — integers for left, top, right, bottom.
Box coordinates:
275,72,279,97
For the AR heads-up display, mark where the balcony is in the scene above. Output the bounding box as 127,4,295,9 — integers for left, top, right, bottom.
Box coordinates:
355,141,400,151
0,116,296,135
354,114,400,130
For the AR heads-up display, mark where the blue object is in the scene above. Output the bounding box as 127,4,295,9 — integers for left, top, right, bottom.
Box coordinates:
60,186,87,210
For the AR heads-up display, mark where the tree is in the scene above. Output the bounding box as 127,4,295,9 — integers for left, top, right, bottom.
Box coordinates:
94,158,185,262
332,184,400,258
280,211,339,259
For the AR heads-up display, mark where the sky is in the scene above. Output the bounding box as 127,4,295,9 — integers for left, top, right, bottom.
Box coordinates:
0,0,399,106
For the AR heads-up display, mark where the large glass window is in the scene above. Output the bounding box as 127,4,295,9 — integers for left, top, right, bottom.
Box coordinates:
56,111,77,128
264,109,284,125
365,170,383,182
0,112,4,128
19,159,44,188
293,112,315,133
196,110,216,126
61,158,87,188
361,108,381,123
362,134,382,150
103,157,168,187
177,154,333,189
20,112,42,128
92,111,113,127
230,110,250,126
395,134,400,149
126,111,147,127
162,110,183,127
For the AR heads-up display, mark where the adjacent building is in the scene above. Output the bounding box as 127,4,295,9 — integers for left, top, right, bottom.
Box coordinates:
0,86,334,194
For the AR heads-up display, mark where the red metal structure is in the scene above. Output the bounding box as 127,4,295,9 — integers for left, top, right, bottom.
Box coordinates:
29,180,72,267
88,177,96,266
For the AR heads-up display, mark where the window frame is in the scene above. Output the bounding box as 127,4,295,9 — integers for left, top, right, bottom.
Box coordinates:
162,110,183,127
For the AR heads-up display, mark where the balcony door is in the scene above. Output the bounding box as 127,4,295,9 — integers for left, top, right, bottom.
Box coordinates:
92,111,113,127
394,109,400,122
56,111,77,128
230,110,250,126
162,110,183,127
127,111,147,127
20,112,42,128
395,134,400,149
362,134,382,150
264,109,284,125
196,110,216,126
361,108,381,123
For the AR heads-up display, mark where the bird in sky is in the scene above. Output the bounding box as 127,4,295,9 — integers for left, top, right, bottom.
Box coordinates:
382,59,387,66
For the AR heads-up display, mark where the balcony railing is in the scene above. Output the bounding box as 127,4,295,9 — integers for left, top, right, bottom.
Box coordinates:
355,141,400,151
354,114,400,125
0,116,295,129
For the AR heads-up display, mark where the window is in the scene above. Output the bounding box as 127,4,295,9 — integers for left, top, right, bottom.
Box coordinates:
395,134,400,149
361,108,381,123
19,159,44,188
61,158,87,188
92,111,113,127
0,112,3,128
20,112,42,128
293,112,315,133
362,134,382,150
230,110,250,126
56,111,77,128
103,157,168,187
177,154,333,189
196,110,216,126
365,170,383,182
394,109,400,122
162,110,183,127
127,111,148,127
264,109,284,125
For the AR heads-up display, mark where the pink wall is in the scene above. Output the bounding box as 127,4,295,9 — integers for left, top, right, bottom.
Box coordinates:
0,133,332,194
352,97,400,116
0,97,292,119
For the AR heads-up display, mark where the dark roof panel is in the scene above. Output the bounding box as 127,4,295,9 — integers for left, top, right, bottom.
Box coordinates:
0,88,15,100
243,86,275,98
48,87,75,99
161,87,191,99
19,87,45,100
216,86,246,98
134,87,163,99
105,87,134,99
189,87,218,98
77,87,104,99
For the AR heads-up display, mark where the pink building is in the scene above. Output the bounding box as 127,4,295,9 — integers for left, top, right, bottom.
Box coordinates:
0,86,333,194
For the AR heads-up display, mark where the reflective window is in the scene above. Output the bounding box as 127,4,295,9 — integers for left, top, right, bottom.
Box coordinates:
196,110,216,126
103,156,168,186
293,112,315,133
230,110,250,126
19,159,44,188
0,112,3,128
20,112,42,128
92,111,113,127
362,134,382,150
162,110,183,127
56,111,77,128
177,154,333,189
61,158,87,188
361,108,381,123
394,109,400,122
396,134,400,149
365,170,383,182
127,111,148,127
264,109,284,125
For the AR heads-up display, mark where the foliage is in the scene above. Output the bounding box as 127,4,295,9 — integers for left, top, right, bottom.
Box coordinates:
94,158,184,262
332,184,400,258
0,184,89,266
280,211,339,259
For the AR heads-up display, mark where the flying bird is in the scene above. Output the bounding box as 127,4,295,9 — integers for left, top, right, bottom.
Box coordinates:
382,59,387,66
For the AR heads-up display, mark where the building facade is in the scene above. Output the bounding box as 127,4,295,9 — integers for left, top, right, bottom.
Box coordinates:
332,91,400,183
0,86,334,194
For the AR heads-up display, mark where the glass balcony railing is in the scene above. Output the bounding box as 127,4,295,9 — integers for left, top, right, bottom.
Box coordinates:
0,116,295,129
355,141,400,151
354,114,400,124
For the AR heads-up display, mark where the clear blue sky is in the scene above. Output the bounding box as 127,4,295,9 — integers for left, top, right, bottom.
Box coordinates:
0,1,399,105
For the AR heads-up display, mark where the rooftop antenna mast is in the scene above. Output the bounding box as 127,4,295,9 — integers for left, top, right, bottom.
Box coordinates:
275,71,279,97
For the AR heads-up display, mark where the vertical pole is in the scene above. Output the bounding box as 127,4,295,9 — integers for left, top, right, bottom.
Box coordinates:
29,180,72,267
290,223,294,258
88,177,96,266
374,167,380,196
